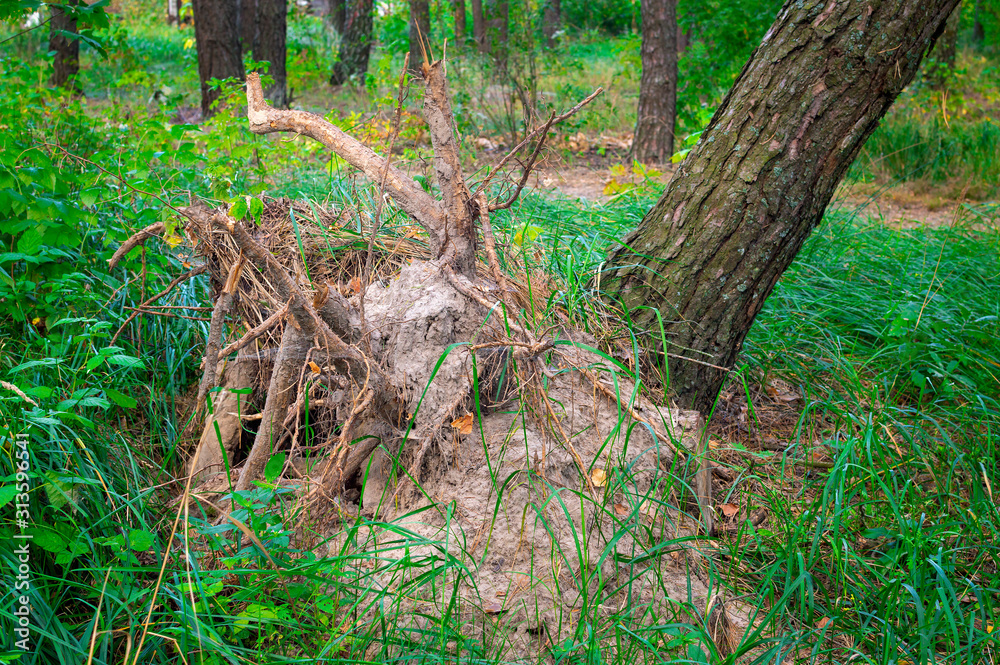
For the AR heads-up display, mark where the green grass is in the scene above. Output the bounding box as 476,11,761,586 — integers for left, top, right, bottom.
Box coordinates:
5,181,997,663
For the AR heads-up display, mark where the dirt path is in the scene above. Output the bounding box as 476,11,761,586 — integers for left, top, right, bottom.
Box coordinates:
534,165,993,229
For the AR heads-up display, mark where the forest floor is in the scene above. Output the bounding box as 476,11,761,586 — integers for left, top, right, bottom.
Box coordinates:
534,161,981,231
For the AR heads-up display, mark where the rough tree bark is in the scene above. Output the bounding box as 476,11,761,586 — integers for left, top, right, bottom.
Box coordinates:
192,0,245,117
49,0,80,90
409,0,431,72
331,0,374,85
543,0,561,47
604,0,961,414
633,0,678,164
255,0,288,106
472,0,486,51
453,0,467,44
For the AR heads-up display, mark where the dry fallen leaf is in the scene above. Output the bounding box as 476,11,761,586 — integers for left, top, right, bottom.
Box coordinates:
613,503,629,516
591,468,608,487
308,361,322,375
348,276,362,294
451,413,474,435
719,503,739,518
816,616,831,629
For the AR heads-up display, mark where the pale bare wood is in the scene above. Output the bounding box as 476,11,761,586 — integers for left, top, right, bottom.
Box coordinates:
234,323,310,494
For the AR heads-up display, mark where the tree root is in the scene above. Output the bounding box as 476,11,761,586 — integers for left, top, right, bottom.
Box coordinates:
233,323,311,495
196,256,245,408
108,222,165,269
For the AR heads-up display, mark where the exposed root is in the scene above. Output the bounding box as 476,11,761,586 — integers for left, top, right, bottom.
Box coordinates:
108,222,165,269
111,264,208,344
233,323,310,496
218,304,288,358
196,256,245,409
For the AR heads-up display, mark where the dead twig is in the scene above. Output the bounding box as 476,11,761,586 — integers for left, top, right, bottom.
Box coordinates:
321,388,376,493
471,87,603,202
245,72,442,234
121,308,211,321
218,304,288,358
111,265,208,344
475,193,510,293
489,111,557,212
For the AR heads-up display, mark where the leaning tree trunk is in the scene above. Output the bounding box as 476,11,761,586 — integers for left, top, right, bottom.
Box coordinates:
255,0,288,106
604,0,961,414
453,0,467,46
49,0,80,91
633,0,678,164
543,0,561,47
192,0,245,117
331,0,374,85
471,0,486,51
409,0,431,72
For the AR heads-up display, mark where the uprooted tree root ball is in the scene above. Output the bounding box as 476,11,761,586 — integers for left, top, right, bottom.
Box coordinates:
113,61,741,659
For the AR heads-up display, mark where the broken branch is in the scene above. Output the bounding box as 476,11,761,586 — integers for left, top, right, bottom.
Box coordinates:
245,72,443,234
490,111,556,212
196,256,245,408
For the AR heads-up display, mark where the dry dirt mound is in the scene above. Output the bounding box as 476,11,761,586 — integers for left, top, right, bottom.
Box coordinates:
321,262,730,658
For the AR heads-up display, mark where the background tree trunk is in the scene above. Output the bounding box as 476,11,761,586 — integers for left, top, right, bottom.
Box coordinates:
192,0,245,117
472,0,485,51
973,0,985,43
409,0,431,72
543,0,561,47
331,0,374,85
633,0,678,164
329,0,346,34
604,0,961,414
255,0,288,106
453,0,466,45
484,0,509,60
241,0,256,52
929,2,962,86
167,0,179,25
49,0,80,90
